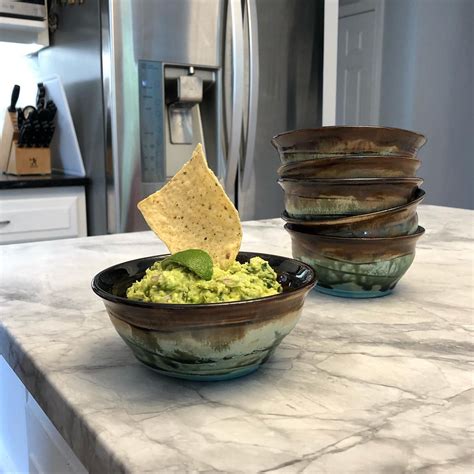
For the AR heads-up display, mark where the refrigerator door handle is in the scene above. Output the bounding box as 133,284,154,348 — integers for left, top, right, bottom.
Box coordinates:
224,0,244,202
241,0,259,192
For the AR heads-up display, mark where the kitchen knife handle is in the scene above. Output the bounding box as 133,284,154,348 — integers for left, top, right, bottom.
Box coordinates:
36,83,45,108
17,108,24,130
8,85,20,112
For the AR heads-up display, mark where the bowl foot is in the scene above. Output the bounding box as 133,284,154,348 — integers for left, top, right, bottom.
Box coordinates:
138,358,262,381
315,284,393,299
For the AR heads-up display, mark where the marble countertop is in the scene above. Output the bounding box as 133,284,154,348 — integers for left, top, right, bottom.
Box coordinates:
1,205,473,473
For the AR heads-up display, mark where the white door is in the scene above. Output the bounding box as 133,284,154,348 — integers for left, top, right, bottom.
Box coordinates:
336,2,383,125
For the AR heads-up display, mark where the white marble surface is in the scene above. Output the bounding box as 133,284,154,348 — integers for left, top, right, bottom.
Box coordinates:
1,205,473,473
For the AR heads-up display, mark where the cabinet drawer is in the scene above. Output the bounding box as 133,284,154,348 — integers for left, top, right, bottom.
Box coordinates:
26,394,87,474
0,357,29,474
0,187,87,244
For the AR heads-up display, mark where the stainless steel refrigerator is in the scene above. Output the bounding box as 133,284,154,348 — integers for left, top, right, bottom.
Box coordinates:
38,0,325,235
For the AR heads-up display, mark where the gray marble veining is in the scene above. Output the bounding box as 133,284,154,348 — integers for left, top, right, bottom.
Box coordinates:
0,205,473,473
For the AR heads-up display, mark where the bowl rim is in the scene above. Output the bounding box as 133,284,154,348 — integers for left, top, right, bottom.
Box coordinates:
271,125,427,144
278,151,420,157
281,189,425,225
278,177,424,185
285,224,425,242
91,251,317,309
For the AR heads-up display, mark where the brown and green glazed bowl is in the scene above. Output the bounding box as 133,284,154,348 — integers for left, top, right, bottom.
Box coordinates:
277,154,421,178
281,189,425,238
278,177,423,218
271,126,427,158
92,252,316,381
286,224,425,299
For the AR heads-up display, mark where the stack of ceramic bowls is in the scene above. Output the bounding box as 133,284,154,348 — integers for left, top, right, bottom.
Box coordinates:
272,126,427,299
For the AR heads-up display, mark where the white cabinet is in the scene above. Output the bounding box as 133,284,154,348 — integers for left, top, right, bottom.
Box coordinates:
25,395,87,474
0,357,29,474
0,357,87,474
0,186,87,245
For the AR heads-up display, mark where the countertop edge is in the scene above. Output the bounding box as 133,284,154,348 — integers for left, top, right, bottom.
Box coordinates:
0,173,89,190
0,324,123,474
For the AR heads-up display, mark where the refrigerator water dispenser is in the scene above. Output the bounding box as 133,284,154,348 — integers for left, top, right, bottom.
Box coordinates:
138,62,218,183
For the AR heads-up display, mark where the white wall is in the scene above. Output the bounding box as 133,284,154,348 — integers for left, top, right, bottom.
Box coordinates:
379,0,473,210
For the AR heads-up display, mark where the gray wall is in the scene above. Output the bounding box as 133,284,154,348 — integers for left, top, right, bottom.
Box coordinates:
379,0,473,209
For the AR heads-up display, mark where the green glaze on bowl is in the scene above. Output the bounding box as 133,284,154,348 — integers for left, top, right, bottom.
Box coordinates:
281,189,425,238
277,154,421,177
108,310,299,381
92,252,316,381
278,177,423,218
285,225,425,299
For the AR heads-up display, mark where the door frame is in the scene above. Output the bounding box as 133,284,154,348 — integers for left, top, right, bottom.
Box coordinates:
323,0,339,126
338,0,385,124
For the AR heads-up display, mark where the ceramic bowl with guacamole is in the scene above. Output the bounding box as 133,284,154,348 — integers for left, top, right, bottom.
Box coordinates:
92,251,315,381
92,145,316,381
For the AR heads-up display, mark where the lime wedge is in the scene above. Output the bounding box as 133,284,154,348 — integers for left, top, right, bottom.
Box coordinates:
161,249,213,281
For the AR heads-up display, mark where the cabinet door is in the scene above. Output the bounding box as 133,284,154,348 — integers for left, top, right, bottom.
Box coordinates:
0,356,29,474
26,395,87,474
0,357,87,474
0,186,87,244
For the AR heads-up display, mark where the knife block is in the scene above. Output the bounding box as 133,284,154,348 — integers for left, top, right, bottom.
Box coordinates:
0,111,19,173
6,143,51,176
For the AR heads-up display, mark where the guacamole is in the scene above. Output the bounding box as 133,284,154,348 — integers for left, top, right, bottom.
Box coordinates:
126,256,282,304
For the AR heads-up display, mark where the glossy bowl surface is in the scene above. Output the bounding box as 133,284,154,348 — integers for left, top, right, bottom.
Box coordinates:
92,252,316,381
271,126,427,157
279,177,423,218
281,189,425,237
277,154,421,178
286,224,425,298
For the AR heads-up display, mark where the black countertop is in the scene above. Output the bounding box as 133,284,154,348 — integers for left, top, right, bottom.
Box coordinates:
0,172,88,190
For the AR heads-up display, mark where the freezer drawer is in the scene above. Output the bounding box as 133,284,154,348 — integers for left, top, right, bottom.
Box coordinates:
0,186,87,244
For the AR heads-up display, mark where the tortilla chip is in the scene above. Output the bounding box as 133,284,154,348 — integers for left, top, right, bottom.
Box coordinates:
138,144,242,269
